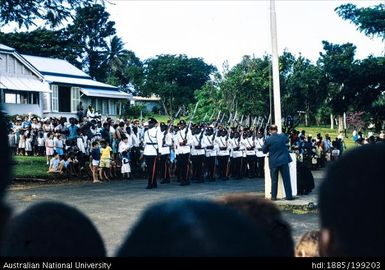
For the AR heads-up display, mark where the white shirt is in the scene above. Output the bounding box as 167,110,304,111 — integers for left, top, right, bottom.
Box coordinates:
241,137,256,156
119,140,131,154
143,127,159,156
215,136,229,156
77,137,86,154
158,131,173,155
175,128,192,154
37,137,45,147
191,133,205,156
229,137,243,158
255,137,266,157
202,134,217,157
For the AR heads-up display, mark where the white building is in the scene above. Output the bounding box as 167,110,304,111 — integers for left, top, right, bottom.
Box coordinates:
0,44,131,118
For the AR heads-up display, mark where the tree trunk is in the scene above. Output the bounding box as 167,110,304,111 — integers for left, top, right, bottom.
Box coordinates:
305,113,309,127
330,114,334,129
161,99,169,117
338,114,344,133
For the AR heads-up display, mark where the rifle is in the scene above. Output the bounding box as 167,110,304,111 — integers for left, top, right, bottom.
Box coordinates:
231,111,238,127
220,112,225,124
214,111,221,128
251,116,257,129
185,101,200,137
264,114,271,138
163,107,182,146
244,115,250,128
202,112,208,123
227,112,233,125
209,110,215,122
239,115,244,127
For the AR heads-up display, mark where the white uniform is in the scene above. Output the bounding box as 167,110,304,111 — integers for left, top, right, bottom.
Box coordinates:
242,136,256,156
175,128,192,154
158,131,173,155
143,127,160,156
191,133,205,156
202,134,217,157
255,137,266,158
229,137,244,158
215,136,229,156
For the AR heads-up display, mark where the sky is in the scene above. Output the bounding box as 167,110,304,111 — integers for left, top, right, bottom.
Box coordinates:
106,0,384,70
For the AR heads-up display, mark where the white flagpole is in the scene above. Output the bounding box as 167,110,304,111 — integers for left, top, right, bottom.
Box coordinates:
270,0,282,133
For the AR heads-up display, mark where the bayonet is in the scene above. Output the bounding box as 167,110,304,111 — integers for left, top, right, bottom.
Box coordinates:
220,112,225,123
227,112,232,124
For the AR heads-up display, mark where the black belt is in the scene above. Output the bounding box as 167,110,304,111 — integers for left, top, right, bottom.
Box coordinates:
146,143,157,145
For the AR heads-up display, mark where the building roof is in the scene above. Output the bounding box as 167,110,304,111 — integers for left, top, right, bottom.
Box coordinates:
0,44,127,99
132,95,161,101
43,75,117,90
0,75,50,92
0,44,15,52
81,88,131,99
0,44,44,82
22,55,89,78
22,54,118,91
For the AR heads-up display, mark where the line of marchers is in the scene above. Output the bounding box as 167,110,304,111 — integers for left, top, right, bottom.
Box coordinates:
2,262,112,270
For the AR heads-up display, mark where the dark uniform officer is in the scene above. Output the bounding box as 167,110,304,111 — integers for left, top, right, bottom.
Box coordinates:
262,125,293,200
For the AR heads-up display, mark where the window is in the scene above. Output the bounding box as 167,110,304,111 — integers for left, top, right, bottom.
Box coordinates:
31,92,39,104
4,92,27,104
96,99,102,113
43,92,50,112
71,87,81,113
52,85,59,112
109,100,116,115
102,99,108,115
5,93,16,104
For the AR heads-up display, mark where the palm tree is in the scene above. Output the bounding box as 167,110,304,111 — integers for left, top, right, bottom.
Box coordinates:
104,36,144,92
104,35,128,78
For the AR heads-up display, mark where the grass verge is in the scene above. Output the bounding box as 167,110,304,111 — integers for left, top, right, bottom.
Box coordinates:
12,156,48,179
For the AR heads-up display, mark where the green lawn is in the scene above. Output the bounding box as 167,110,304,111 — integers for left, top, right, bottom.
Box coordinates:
296,126,356,150
12,156,48,178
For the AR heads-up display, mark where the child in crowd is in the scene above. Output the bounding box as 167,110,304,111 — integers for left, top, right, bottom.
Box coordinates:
45,133,54,165
121,150,131,180
25,134,33,156
55,134,64,158
48,152,64,174
99,140,112,181
90,141,101,183
18,130,26,156
118,135,131,180
37,132,45,156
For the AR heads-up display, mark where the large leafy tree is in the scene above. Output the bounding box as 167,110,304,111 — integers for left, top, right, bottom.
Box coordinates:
334,3,385,130
318,41,357,131
67,4,116,82
220,55,272,119
0,28,82,68
141,54,215,116
0,0,97,29
350,56,385,129
195,53,298,125
283,55,328,126
194,75,222,122
335,3,385,40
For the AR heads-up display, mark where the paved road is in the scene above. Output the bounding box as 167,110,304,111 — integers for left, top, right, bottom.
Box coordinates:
5,171,323,256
